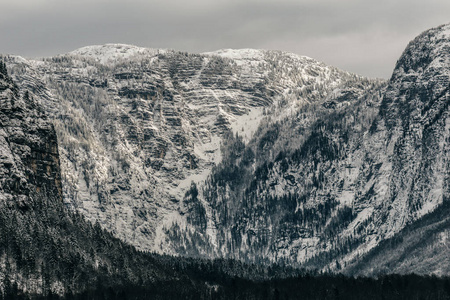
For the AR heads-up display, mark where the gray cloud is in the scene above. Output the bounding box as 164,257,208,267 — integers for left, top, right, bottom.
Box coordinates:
1,0,449,78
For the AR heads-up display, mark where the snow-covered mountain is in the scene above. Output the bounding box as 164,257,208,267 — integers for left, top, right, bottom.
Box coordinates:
3,22,449,275
182,23,450,273
345,23,450,275
2,61,297,298
5,45,367,255
0,60,165,295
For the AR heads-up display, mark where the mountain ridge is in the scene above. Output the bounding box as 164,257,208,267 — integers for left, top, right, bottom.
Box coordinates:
163,22,450,273
5,45,369,257
2,22,449,276
1,62,305,298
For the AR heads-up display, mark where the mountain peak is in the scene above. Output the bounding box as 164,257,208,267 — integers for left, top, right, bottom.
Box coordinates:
392,23,450,81
436,22,450,38
69,43,164,64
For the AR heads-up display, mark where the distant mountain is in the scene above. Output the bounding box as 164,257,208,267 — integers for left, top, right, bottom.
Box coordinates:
5,45,370,257
192,23,450,273
0,57,303,299
345,23,450,276
3,22,449,277
0,59,162,295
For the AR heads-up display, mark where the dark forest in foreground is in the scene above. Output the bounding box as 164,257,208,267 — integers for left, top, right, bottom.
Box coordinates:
3,273,450,300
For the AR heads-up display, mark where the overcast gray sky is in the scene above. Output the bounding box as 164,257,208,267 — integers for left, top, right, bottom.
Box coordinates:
1,0,449,78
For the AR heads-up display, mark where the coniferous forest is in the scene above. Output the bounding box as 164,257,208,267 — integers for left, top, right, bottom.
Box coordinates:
2,272,450,300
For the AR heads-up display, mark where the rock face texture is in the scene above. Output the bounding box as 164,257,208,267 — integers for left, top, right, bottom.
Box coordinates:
0,60,126,294
0,61,61,213
0,61,85,293
5,46,366,254
360,23,450,241
0,60,205,297
192,23,450,272
345,23,450,276
3,23,449,275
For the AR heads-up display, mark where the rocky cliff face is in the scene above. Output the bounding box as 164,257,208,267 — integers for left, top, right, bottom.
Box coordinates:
3,22,448,275
0,60,113,294
193,78,386,266
0,61,72,293
344,23,450,276
5,46,368,254
356,23,450,242
0,60,61,213
0,60,204,297
174,23,450,272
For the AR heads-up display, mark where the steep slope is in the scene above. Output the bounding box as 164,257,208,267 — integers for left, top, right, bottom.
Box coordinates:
0,59,207,297
1,60,308,299
345,200,450,276
369,22,450,229
0,58,165,296
5,46,369,255
188,23,450,272
343,23,450,276
5,22,448,275
194,79,385,265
